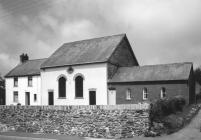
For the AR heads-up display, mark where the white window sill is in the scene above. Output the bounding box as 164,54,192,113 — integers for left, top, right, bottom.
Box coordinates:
75,97,84,99
58,97,66,99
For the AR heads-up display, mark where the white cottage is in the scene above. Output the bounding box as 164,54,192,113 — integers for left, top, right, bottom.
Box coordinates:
5,55,46,105
5,34,138,105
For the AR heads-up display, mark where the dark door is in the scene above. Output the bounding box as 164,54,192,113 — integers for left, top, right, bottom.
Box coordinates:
25,92,30,105
48,91,54,105
89,91,96,105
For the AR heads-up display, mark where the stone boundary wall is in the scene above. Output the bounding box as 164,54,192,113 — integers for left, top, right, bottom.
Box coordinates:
0,103,150,110
0,105,149,138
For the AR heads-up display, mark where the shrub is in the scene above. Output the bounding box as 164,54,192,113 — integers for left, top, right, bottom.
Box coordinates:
163,114,184,133
174,96,186,112
144,130,160,137
149,96,186,125
196,94,201,103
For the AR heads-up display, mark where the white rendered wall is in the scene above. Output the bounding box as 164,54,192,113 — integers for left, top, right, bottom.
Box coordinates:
5,76,41,105
41,63,108,105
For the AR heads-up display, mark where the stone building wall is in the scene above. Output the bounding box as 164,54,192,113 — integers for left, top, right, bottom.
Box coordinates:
110,81,190,104
0,106,149,138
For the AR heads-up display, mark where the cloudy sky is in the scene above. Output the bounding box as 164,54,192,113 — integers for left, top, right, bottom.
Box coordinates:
0,0,201,76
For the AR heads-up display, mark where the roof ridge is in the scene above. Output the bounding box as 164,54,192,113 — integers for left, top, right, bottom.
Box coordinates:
140,62,193,67
120,62,193,68
26,58,47,61
62,33,126,46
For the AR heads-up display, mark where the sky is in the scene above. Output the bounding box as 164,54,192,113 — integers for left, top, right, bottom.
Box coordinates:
0,0,201,76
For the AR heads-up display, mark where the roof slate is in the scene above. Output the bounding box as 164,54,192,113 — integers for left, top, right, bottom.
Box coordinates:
41,34,126,68
5,58,47,77
109,62,193,83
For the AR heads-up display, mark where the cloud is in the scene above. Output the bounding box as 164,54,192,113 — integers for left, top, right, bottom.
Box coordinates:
0,0,201,76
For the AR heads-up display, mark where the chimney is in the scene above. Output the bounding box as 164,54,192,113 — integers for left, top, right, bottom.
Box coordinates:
20,53,29,63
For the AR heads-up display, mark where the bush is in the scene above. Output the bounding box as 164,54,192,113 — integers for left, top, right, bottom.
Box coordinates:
149,96,186,125
196,94,201,103
163,114,184,133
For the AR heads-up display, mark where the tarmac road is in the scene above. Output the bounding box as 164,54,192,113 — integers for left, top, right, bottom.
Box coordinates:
0,132,85,140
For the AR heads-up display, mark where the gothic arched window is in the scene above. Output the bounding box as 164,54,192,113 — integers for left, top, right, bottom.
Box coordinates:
58,76,66,98
75,75,84,98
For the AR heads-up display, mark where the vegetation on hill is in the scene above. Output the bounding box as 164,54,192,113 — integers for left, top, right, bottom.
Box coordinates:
0,75,5,105
194,67,201,85
145,96,200,137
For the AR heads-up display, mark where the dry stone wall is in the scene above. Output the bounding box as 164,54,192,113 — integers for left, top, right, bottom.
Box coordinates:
0,106,149,138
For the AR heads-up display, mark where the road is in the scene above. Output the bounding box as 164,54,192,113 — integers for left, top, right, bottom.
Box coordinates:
0,132,86,140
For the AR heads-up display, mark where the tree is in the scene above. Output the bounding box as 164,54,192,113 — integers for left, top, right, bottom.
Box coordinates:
0,74,5,105
194,67,201,85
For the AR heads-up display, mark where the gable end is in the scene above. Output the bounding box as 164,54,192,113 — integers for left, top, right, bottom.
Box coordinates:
108,35,139,67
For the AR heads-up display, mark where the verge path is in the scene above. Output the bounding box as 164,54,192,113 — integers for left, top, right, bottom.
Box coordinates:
0,132,84,140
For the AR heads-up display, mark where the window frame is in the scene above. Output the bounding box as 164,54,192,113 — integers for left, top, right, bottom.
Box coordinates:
160,87,166,99
34,94,37,102
75,75,84,98
13,91,18,102
28,76,33,87
58,76,67,98
143,88,148,100
126,89,131,100
14,77,18,87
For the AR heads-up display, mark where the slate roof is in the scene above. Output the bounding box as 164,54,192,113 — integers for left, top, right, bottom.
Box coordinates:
5,58,47,77
109,62,193,83
41,34,126,68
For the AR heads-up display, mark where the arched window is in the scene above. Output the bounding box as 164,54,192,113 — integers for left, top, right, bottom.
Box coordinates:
143,88,148,100
58,76,66,98
161,87,166,99
75,75,84,98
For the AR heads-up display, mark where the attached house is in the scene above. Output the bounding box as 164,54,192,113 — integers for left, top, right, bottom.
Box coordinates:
5,55,47,105
5,34,195,105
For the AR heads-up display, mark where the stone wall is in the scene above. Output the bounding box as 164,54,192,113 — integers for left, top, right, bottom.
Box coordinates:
0,106,149,138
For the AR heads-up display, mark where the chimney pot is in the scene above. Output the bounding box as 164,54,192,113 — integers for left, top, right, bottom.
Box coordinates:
20,53,29,63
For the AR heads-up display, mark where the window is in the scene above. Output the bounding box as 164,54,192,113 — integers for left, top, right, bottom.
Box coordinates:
143,88,148,100
161,87,166,99
13,91,18,102
28,76,32,87
58,76,66,98
75,75,84,98
34,94,37,102
14,77,18,87
126,89,131,100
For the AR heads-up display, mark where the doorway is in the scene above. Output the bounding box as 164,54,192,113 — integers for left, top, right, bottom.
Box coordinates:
89,91,96,105
25,92,30,105
48,91,54,105
108,89,116,105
